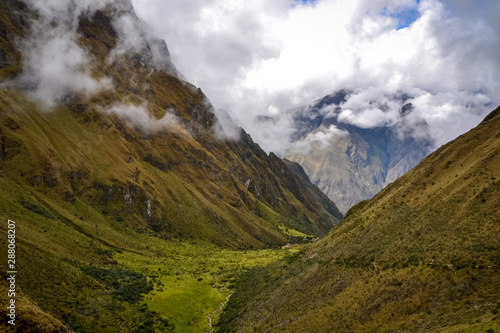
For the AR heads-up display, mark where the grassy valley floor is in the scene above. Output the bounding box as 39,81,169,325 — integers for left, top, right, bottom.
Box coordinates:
113,238,304,332
0,174,308,332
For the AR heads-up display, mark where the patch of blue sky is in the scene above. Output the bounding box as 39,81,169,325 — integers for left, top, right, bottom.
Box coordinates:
293,0,317,7
381,1,421,30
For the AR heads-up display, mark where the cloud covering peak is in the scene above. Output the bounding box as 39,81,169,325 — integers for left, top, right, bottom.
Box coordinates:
1,0,183,134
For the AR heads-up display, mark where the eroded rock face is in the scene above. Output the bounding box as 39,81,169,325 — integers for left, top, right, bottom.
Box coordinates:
284,91,434,214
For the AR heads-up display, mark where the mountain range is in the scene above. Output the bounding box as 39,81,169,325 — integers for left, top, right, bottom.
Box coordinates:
0,0,498,332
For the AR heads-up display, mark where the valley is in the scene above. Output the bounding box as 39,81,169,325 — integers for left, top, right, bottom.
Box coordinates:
0,0,498,332
0,192,301,332
217,106,500,332
115,241,305,332
0,1,337,331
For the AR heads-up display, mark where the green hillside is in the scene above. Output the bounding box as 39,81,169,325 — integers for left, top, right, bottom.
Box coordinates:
218,107,500,332
0,1,341,331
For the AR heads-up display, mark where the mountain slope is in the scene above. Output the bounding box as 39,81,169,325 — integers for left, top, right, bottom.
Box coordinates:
218,106,500,332
0,1,342,331
282,158,343,221
284,91,433,213
0,0,340,248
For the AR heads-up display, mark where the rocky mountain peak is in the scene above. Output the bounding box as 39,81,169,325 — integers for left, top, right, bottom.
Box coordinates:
284,90,434,214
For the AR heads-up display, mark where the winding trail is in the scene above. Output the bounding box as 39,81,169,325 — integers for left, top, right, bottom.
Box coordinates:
206,293,232,333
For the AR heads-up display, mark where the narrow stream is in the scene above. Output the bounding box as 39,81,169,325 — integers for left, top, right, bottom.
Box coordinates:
206,293,232,333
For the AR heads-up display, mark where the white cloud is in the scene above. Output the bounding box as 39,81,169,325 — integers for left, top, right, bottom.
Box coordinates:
23,0,115,25
119,0,500,151
18,26,112,106
212,108,241,141
111,10,148,56
251,113,297,153
289,124,348,155
8,0,497,152
102,103,182,133
14,0,176,107
337,89,403,128
11,0,119,106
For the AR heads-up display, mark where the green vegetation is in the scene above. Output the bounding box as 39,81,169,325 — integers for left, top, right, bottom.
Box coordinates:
277,226,311,238
114,241,293,331
0,168,297,332
0,88,308,332
218,107,500,332
81,266,153,303
0,3,342,332
18,199,56,220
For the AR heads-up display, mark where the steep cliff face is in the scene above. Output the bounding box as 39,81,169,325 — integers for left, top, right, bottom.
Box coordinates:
0,1,342,331
284,91,433,213
219,106,500,332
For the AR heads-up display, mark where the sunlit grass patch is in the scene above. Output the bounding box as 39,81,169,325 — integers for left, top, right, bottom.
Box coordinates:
113,239,296,331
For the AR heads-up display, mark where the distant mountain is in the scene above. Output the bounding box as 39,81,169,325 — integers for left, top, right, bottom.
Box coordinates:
219,106,500,332
284,90,434,213
0,0,341,331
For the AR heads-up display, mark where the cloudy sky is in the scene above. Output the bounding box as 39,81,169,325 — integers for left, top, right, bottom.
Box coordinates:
130,0,500,153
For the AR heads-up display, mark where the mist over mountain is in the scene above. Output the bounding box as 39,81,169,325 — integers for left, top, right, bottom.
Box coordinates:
0,0,341,242
131,0,500,156
282,90,434,213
